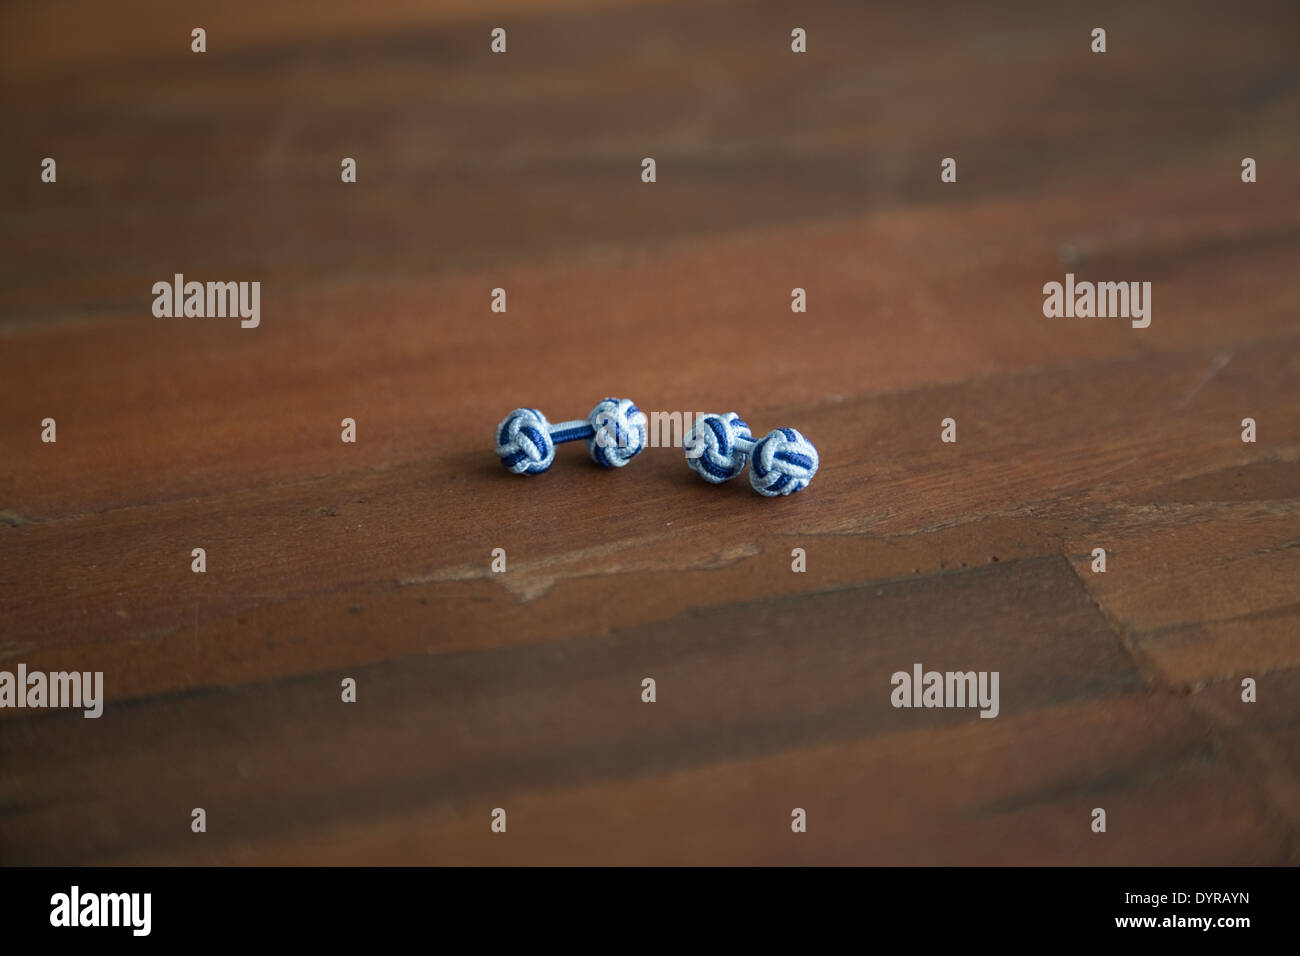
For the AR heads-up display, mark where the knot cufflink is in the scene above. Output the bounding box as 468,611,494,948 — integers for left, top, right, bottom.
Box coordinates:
493,401,819,496
495,398,648,474
685,413,818,496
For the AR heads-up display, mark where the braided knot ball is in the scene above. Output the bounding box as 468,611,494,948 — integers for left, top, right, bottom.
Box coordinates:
495,407,555,474
685,412,753,483
587,397,648,468
749,427,819,496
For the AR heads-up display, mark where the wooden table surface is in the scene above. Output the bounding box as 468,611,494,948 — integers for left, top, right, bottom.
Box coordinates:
2,0,1298,865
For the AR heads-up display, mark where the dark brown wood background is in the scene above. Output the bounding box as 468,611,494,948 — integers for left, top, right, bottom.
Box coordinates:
2,0,1298,865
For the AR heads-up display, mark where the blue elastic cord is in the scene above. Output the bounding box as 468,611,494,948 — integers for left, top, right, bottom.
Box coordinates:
549,421,597,444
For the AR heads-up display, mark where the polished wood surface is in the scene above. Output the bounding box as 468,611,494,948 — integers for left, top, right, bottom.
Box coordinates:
2,0,1298,864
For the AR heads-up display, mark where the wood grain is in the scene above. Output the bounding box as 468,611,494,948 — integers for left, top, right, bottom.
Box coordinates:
1,0,1298,865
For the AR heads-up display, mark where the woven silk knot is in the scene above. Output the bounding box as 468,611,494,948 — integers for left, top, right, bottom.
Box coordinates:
587,397,648,468
684,412,753,483
495,407,555,474
749,427,819,496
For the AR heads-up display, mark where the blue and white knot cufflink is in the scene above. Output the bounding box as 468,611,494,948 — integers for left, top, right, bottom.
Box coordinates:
685,413,819,496
494,401,818,496
495,398,648,474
